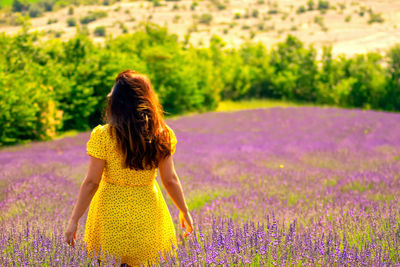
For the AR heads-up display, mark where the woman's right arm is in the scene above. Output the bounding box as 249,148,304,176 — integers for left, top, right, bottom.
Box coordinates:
159,155,193,237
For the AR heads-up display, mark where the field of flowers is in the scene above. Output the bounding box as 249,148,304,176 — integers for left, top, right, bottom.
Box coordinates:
1,106,400,266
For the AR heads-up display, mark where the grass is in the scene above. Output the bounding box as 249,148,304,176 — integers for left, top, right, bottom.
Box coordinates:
187,188,235,211
53,129,81,139
216,98,321,112
1,0,40,7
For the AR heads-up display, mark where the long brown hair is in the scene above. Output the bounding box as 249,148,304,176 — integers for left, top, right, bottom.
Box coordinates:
105,70,172,170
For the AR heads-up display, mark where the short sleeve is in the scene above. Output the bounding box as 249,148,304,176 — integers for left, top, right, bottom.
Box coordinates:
166,124,177,155
86,125,107,160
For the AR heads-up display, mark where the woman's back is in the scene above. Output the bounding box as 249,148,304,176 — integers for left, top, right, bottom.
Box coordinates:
84,123,178,266
86,124,177,187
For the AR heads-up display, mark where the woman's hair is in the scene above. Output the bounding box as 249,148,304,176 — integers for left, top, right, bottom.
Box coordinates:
105,70,172,170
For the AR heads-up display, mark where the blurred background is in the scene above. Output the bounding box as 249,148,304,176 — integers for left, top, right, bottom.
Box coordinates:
0,0,399,146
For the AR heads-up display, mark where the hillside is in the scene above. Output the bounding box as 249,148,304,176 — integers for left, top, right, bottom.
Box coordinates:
1,0,400,56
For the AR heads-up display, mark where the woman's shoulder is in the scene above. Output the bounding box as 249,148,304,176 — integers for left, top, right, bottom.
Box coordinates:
164,124,176,137
91,124,107,132
91,124,111,138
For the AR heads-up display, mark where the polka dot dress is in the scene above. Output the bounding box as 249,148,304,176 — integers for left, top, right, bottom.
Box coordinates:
83,124,178,266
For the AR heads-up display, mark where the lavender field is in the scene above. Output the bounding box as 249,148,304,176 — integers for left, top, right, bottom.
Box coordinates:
1,107,400,266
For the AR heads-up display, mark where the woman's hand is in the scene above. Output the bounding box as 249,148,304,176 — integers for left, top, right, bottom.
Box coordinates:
179,210,193,237
65,219,78,247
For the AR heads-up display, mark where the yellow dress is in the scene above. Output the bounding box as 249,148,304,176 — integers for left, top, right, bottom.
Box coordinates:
83,123,178,266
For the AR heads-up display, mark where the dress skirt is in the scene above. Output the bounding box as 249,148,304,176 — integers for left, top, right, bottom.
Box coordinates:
84,178,178,266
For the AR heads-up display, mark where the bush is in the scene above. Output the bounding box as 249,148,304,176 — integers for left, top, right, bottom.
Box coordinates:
314,15,324,27
190,1,198,10
80,10,107,25
211,0,226,10
359,6,366,17
47,18,57,24
199,13,212,25
151,0,161,7
307,0,314,10
67,17,76,27
37,0,55,12
119,22,128,34
296,5,306,14
368,12,384,24
268,9,278,14
252,9,259,18
317,0,329,10
12,0,29,12
94,26,106,37
317,0,329,11
28,5,44,18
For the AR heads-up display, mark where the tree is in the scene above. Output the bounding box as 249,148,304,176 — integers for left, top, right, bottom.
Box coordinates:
12,0,29,12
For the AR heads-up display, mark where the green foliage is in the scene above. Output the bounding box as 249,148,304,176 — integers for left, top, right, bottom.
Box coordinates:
368,11,384,24
343,53,386,108
94,26,106,36
296,5,306,14
267,9,278,15
385,45,400,111
12,0,30,12
317,0,329,11
38,0,55,12
119,22,128,34
359,6,366,17
80,10,107,25
252,9,259,18
149,0,161,7
47,18,57,24
211,0,226,10
0,28,63,145
314,15,325,29
199,13,212,25
66,17,76,27
307,0,314,10
271,35,319,101
28,4,43,17
1,22,400,146
11,0,55,17
190,1,198,10
68,6,74,15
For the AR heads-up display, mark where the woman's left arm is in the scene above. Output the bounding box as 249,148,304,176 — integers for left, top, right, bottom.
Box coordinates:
65,156,105,247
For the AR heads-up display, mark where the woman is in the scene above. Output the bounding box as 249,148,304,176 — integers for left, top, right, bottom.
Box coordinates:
64,70,193,266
